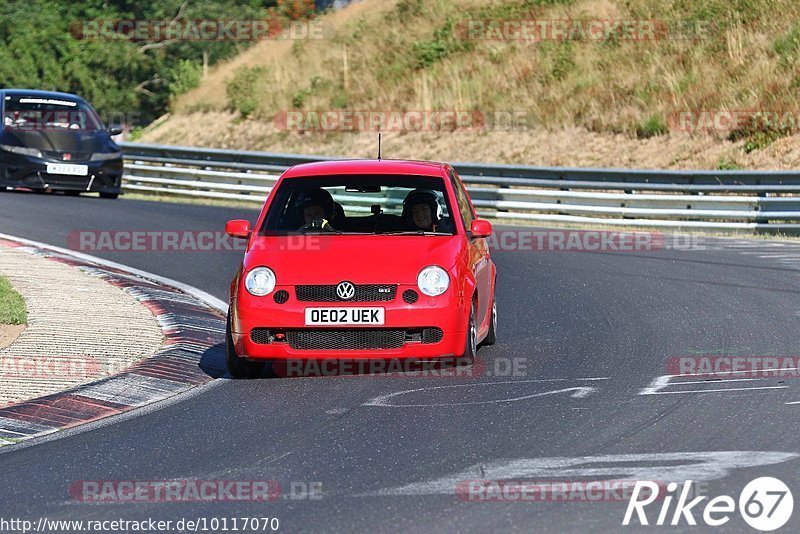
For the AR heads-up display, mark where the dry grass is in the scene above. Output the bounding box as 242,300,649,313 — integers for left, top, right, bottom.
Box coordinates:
142,0,800,169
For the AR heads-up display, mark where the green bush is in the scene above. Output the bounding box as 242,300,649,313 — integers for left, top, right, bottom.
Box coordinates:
636,115,669,139
728,112,794,153
226,67,267,118
168,60,202,101
412,17,473,69
717,158,742,170
774,24,800,65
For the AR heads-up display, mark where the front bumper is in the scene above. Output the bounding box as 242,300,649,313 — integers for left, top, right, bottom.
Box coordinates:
0,153,122,193
231,285,469,360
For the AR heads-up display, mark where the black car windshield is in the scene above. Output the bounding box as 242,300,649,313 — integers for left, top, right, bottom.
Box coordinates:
2,95,103,131
261,174,457,235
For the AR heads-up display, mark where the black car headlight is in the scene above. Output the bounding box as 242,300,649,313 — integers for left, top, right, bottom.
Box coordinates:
0,144,43,158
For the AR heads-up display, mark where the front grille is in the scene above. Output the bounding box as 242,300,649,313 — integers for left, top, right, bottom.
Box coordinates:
287,329,405,350
422,328,444,344
273,290,289,304
295,284,397,302
251,328,272,344
250,327,444,348
402,289,419,304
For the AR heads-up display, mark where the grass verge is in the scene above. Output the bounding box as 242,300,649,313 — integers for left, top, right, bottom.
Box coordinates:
0,276,26,325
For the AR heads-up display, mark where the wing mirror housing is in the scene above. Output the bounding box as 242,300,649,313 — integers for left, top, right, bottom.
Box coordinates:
225,219,251,239
470,219,493,239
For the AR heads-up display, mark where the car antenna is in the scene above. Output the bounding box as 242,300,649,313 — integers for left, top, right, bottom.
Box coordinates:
377,132,382,161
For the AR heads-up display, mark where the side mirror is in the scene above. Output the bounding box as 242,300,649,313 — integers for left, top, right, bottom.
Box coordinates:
226,219,251,239
470,219,493,238
107,126,124,136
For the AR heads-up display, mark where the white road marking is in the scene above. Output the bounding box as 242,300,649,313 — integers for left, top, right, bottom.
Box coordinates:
639,374,788,395
643,386,787,394
786,401,800,405
363,380,598,408
669,378,768,384
669,368,800,378
639,375,672,395
360,451,800,497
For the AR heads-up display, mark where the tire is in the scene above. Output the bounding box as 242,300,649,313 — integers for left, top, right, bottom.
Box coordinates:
461,306,477,361
99,192,119,199
226,313,264,379
482,295,497,346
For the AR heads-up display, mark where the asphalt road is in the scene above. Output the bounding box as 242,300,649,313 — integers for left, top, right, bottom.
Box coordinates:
2,190,800,533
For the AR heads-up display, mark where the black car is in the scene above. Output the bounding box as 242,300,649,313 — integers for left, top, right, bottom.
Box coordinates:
0,89,123,198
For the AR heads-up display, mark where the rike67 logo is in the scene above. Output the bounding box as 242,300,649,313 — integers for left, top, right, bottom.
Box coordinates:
623,477,793,531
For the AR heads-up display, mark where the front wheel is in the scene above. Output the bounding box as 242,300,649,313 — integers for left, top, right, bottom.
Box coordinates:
226,313,264,379
99,192,119,199
461,306,477,361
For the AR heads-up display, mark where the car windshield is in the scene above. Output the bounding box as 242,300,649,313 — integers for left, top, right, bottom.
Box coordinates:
2,95,103,131
261,174,457,235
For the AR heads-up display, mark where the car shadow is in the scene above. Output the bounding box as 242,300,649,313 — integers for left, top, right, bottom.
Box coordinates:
198,342,229,379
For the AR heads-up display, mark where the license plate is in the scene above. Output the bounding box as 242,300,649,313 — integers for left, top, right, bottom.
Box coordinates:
46,163,88,176
305,307,385,326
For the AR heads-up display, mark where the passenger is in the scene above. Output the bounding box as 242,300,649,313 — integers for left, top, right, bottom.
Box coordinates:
402,190,444,232
297,188,336,229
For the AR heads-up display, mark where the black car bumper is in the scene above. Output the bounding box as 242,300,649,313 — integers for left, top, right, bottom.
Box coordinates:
0,153,122,193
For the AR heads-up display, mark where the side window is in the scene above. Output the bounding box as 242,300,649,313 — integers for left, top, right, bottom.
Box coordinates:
449,169,474,228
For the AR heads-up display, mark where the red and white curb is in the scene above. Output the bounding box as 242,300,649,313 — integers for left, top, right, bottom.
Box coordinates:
0,235,227,447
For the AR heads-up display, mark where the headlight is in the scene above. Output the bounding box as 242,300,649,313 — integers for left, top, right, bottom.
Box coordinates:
245,267,276,296
417,265,449,297
90,151,122,161
0,144,42,158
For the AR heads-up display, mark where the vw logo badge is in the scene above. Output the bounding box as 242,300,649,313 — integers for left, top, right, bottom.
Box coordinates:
336,281,356,300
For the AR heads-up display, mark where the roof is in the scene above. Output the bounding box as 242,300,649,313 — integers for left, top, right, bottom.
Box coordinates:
282,159,447,179
0,89,87,103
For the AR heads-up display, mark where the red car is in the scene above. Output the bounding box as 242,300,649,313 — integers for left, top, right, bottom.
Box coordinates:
224,159,497,377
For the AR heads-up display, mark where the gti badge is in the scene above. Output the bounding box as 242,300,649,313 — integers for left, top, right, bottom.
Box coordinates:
336,281,356,300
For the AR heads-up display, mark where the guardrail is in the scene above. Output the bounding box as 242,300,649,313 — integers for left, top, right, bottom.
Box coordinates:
119,142,800,232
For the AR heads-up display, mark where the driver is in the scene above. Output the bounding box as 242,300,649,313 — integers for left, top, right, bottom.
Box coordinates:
402,190,444,232
297,188,336,230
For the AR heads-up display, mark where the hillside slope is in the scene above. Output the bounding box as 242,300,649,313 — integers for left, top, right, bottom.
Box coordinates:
140,0,800,169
